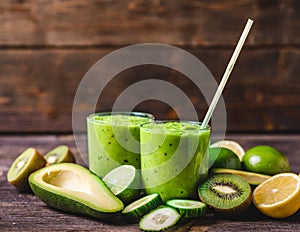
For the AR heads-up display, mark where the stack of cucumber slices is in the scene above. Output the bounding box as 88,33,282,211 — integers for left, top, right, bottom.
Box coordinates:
7,140,298,231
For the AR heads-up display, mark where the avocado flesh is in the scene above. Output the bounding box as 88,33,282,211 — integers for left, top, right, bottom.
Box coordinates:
29,163,124,218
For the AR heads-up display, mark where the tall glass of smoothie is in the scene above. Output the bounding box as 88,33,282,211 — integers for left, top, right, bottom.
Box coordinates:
140,121,210,202
87,112,154,178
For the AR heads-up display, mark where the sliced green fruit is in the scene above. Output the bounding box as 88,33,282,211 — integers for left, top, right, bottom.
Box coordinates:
139,206,181,231
211,168,271,186
211,140,245,161
122,193,163,221
103,165,141,204
45,145,75,165
242,145,290,175
29,163,124,218
166,199,206,218
198,173,251,214
209,147,241,170
7,148,46,192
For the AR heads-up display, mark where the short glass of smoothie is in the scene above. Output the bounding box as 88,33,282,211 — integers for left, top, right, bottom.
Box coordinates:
140,121,210,202
87,112,154,178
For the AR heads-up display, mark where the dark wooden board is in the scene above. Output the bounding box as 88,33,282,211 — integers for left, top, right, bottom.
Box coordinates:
0,0,299,134
0,48,299,133
0,134,300,231
0,0,299,46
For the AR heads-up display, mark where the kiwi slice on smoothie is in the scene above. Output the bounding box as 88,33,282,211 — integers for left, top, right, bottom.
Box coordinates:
45,145,75,165
7,148,46,192
198,173,251,214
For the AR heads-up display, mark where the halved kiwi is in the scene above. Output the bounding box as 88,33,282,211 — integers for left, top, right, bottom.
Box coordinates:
7,148,46,192
45,145,75,165
198,173,251,214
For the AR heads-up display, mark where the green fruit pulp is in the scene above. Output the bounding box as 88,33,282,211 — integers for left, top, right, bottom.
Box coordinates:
141,121,210,202
87,113,153,178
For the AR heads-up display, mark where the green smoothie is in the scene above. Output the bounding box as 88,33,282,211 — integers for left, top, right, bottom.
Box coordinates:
140,121,210,202
87,112,154,178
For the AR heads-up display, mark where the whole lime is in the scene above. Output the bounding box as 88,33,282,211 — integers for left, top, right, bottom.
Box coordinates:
242,145,290,175
209,147,241,170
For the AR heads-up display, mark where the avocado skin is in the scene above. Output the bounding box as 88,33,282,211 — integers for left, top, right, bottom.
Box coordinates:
29,164,124,219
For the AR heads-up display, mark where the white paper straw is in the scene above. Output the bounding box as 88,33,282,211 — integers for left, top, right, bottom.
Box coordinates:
201,19,254,129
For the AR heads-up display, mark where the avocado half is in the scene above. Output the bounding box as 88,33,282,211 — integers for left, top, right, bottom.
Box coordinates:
29,163,124,218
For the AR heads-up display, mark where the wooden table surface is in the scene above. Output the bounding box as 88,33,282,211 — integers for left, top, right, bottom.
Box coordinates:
1,134,300,231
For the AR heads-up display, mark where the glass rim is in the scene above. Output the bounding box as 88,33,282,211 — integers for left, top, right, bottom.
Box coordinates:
140,120,210,133
87,111,155,124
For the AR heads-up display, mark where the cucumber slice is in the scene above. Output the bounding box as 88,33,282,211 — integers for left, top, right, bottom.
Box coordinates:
139,207,181,231
103,165,141,204
166,199,207,218
122,193,163,221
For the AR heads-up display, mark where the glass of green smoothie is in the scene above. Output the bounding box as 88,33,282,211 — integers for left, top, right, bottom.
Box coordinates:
87,112,154,178
140,121,210,202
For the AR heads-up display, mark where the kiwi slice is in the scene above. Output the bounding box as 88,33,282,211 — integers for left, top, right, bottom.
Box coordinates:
166,199,207,218
45,145,75,165
198,173,251,214
7,148,46,192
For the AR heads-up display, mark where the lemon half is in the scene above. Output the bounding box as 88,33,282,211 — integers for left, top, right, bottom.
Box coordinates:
252,173,300,218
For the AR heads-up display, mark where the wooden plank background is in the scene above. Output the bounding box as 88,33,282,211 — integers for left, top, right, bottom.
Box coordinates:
0,0,299,133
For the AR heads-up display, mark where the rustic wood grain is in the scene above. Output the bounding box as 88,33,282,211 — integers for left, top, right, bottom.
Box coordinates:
0,0,299,47
0,48,299,133
0,134,299,231
0,0,299,133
